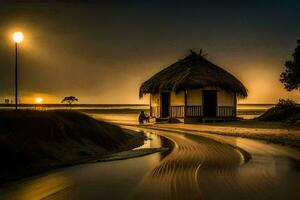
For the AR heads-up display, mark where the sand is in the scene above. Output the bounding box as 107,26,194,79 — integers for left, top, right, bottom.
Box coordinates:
1,113,300,199
0,110,153,184
145,120,300,150
91,112,300,150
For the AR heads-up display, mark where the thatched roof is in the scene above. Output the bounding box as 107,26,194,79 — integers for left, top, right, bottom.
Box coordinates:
139,51,248,98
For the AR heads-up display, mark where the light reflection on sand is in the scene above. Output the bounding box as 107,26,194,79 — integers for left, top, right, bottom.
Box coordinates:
0,171,71,200
94,113,300,199
129,126,300,200
91,113,138,124
1,113,299,199
0,131,168,200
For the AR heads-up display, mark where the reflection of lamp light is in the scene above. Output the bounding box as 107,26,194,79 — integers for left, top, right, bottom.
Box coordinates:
12,32,24,110
35,97,43,104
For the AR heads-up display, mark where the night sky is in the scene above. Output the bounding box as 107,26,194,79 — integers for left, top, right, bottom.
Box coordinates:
0,0,300,104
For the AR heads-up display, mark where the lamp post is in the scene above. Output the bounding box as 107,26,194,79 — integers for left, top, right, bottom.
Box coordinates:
12,32,24,110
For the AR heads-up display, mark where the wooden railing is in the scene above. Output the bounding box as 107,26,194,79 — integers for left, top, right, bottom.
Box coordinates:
218,106,235,117
151,105,235,118
170,106,185,118
186,106,202,117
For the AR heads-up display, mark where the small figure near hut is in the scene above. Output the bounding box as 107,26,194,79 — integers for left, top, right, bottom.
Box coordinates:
138,111,149,124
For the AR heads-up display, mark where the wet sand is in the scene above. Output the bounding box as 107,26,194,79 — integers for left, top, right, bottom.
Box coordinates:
1,124,300,199
153,121,300,150
127,125,300,200
1,114,300,199
0,110,150,184
98,114,300,199
0,132,169,200
92,112,300,150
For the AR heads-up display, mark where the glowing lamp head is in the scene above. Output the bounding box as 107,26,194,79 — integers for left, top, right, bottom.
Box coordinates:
35,97,43,104
12,32,24,43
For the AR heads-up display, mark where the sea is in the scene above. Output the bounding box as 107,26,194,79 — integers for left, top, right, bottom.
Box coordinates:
0,104,274,120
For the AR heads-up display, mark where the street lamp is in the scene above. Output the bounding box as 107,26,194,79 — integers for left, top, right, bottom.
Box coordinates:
12,32,24,110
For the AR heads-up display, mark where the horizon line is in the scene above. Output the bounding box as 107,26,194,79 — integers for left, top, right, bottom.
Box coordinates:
0,103,279,106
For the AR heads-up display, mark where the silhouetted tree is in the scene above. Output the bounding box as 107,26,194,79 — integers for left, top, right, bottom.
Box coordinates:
61,96,78,109
280,40,300,91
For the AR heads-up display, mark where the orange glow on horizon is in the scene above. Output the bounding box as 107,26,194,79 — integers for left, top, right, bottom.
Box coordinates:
35,97,43,104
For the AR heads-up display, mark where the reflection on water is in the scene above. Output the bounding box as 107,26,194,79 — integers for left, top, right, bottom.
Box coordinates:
237,104,274,111
1,126,299,199
135,131,163,149
133,130,175,161
1,115,299,199
92,113,138,124
135,128,300,200
0,130,171,200
0,171,71,200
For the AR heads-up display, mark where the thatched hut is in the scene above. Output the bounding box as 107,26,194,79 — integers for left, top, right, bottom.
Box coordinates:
139,51,247,123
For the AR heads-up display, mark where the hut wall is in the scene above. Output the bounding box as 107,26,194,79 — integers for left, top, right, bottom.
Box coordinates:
150,89,236,118
150,93,160,117
217,90,235,117
187,89,202,106
186,89,203,117
170,91,185,117
170,91,185,106
217,90,234,106
151,93,160,106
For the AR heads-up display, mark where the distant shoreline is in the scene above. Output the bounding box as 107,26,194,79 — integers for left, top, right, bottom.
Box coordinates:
0,103,276,108
0,104,274,119
0,103,149,107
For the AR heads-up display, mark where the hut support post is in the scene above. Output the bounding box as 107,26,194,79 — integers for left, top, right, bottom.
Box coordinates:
184,90,187,118
234,93,237,118
149,94,152,117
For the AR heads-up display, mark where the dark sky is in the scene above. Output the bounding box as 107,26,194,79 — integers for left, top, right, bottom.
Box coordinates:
0,0,300,104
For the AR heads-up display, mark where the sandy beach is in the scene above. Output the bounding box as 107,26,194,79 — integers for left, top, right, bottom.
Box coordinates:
2,2,300,199
0,110,159,184
1,113,299,200
91,112,300,151
150,121,300,150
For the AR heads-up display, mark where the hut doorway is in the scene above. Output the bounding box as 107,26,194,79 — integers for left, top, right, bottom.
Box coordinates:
160,92,170,118
203,90,217,117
